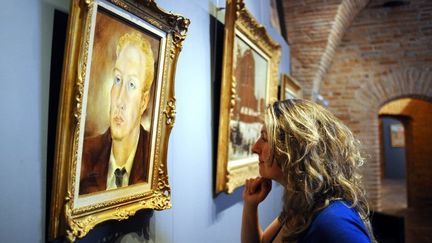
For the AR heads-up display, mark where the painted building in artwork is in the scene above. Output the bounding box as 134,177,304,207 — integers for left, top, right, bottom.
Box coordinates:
232,47,264,124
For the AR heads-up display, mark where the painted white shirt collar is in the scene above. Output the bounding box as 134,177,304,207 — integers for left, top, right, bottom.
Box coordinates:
106,136,139,190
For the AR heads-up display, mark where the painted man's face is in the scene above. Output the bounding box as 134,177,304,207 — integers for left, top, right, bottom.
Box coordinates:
110,44,148,141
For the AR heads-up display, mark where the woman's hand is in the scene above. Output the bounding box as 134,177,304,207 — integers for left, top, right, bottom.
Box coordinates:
243,177,272,209
241,177,272,243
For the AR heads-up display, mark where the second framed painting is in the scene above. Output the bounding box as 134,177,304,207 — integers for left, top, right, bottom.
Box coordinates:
390,123,405,147
280,74,303,100
216,0,281,194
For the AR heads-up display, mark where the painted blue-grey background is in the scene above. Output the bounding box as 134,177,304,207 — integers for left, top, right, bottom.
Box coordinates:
0,0,290,242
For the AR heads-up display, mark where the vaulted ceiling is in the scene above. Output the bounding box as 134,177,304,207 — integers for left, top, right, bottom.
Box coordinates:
283,0,370,99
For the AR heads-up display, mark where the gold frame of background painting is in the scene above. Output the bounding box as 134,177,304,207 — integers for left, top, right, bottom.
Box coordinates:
48,0,189,241
280,74,302,100
215,0,281,194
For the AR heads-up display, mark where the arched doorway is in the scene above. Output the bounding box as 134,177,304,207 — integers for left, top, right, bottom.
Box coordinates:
377,98,432,242
378,114,408,211
379,98,432,209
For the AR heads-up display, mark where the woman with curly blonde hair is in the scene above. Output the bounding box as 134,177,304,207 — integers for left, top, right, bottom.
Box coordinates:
241,99,375,243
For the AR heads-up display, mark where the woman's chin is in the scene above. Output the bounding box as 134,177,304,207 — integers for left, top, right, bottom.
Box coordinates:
258,170,267,178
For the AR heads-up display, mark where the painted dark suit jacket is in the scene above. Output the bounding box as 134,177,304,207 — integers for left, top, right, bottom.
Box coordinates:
79,125,150,195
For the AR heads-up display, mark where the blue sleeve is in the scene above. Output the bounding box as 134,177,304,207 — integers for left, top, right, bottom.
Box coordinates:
300,202,371,243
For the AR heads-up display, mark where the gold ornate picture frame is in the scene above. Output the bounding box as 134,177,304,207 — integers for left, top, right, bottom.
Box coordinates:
48,0,189,240
280,74,302,100
215,0,280,194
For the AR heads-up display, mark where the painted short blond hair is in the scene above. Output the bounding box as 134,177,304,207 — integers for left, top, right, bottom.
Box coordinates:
116,32,155,93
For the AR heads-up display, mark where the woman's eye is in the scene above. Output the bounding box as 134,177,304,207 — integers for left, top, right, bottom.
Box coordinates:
129,81,136,90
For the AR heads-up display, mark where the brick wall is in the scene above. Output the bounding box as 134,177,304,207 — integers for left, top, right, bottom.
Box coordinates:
319,0,432,209
284,0,341,97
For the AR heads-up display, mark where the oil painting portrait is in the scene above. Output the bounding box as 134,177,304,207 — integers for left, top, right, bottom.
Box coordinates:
79,9,161,196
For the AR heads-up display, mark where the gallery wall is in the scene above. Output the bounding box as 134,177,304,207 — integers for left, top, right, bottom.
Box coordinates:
0,0,48,242
0,0,290,242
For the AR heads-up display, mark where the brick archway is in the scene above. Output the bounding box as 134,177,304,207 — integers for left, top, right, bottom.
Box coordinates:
348,67,432,209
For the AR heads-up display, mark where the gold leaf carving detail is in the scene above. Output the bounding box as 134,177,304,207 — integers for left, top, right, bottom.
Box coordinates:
65,197,97,242
230,76,237,114
146,16,163,29
111,0,128,9
235,0,279,56
74,5,93,121
163,97,176,127
139,191,171,210
235,0,245,17
169,16,190,59
113,208,134,219
157,164,170,192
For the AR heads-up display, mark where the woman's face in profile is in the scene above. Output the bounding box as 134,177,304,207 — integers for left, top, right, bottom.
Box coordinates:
252,126,284,182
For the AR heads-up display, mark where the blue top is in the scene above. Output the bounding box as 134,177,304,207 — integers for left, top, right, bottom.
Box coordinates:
298,201,371,243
